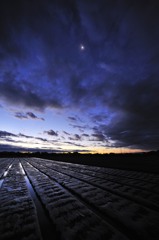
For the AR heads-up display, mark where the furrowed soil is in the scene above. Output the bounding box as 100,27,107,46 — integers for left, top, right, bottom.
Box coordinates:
0,157,159,240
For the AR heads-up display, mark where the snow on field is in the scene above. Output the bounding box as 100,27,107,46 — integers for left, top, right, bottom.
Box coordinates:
1,157,159,240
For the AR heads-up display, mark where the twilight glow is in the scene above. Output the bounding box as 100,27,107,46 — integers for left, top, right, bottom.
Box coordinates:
0,1,159,153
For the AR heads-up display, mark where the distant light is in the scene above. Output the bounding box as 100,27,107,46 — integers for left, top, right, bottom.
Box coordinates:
80,44,85,51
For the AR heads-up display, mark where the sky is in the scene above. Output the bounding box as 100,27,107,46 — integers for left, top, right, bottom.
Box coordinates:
0,0,159,153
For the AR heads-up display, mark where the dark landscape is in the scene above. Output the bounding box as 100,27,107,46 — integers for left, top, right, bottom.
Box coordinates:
1,154,159,240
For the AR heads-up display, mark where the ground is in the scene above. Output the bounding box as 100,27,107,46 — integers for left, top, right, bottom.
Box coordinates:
0,157,159,240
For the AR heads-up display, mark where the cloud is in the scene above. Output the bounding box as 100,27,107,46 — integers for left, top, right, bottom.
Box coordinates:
0,144,23,152
0,130,52,145
64,141,85,148
0,143,64,153
69,134,81,141
68,116,77,121
0,75,63,111
26,112,44,120
0,130,17,138
15,112,28,119
70,124,88,133
82,133,89,137
1,1,158,112
91,133,106,142
36,137,49,142
44,129,58,137
18,133,34,139
63,131,70,135
15,111,44,121
90,76,159,150
18,133,50,143
1,138,20,143
91,114,107,123
0,1,159,152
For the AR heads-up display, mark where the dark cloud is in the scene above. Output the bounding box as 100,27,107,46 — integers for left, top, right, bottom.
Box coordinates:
71,149,90,152
70,124,88,133
18,134,48,143
18,133,34,139
0,144,23,152
15,112,28,119
69,134,81,141
0,130,51,145
91,114,107,123
19,134,51,143
15,111,44,121
0,130,17,138
91,133,106,142
44,129,58,137
68,116,77,121
82,133,89,137
92,76,159,150
1,138,20,143
0,75,63,110
0,144,64,153
36,137,49,142
1,1,159,151
27,112,44,120
63,131,70,135
64,141,85,148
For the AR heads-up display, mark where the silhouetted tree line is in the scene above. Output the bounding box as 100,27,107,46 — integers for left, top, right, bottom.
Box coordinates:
0,150,159,173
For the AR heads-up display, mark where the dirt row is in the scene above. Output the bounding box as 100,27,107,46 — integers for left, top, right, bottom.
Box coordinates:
0,159,41,240
23,159,130,240
28,158,159,209
1,158,159,240
0,158,13,178
45,158,159,184
25,158,159,240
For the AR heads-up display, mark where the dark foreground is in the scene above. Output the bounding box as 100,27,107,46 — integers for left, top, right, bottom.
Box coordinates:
1,151,159,174
1,158,159,240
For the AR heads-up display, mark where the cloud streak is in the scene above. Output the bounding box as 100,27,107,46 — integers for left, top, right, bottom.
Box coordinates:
0,130,17,138
15,111,44,121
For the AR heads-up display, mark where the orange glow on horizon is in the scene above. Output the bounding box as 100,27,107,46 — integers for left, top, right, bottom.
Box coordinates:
77,147,147,154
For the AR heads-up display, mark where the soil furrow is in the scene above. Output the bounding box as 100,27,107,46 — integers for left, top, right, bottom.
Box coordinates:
26,158,159,240
0,159,42,240
23,159,130,240
20,160,60,240
29,158,159,211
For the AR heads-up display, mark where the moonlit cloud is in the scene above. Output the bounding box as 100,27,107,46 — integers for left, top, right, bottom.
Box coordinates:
0,1,159,152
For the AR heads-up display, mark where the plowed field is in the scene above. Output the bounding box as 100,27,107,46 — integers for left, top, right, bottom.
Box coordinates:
1,158,159,240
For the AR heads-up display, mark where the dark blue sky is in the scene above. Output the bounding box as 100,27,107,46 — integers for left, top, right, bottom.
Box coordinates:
0,0,159,153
